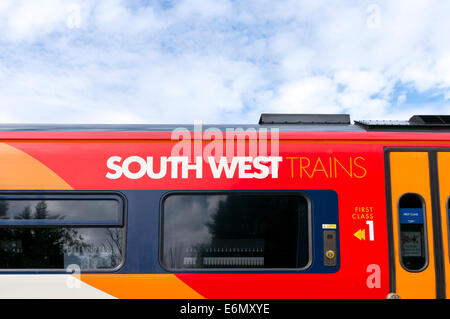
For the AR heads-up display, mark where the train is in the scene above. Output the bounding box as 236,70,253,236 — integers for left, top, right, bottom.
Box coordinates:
0,113,449,299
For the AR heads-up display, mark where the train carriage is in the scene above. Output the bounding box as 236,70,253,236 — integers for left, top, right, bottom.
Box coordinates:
0,113,450,299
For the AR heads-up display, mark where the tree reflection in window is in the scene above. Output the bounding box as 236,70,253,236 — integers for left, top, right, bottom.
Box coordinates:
162,194,309,270
0,200,122,270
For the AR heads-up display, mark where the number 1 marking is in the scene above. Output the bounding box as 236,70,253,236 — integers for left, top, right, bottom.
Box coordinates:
366,220,374,241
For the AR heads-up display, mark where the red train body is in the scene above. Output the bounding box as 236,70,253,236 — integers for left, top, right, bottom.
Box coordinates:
0,114,449,299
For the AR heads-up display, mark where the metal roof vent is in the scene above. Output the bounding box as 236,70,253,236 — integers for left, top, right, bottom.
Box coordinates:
259,113,351,125
409,115,450,125
354,114,450,131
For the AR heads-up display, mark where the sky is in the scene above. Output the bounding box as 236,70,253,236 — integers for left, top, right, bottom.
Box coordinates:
1,0,450,124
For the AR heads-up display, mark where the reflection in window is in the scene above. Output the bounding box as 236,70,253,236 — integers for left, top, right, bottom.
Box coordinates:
0,198,123,270
162,194,309,269
398,193,427,271
0,199,119,221
0,228,122,269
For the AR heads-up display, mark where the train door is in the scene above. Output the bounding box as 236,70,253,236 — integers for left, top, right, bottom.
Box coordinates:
386,150,446,299
438,152,450,298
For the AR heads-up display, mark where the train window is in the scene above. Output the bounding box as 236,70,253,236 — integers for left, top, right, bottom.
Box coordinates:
161,193,309,270
0,228,122,270
398,193,428,271
0,198,121,225
0,195,124,270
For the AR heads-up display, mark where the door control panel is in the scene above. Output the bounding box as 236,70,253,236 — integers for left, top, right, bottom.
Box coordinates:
323,230,337,266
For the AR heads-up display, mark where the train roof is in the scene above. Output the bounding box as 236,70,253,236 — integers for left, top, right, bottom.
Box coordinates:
0,114,449,133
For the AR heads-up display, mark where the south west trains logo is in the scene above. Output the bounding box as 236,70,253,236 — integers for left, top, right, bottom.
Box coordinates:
106,156,282,180
106,123,282,180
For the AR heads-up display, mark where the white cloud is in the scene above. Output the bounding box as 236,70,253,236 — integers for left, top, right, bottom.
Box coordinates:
271,76,340,114
1,0,67,42
174,0,232,19
0,1,450,124
397,93,407,105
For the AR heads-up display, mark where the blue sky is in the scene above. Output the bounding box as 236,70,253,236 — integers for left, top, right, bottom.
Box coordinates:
0,0,449,124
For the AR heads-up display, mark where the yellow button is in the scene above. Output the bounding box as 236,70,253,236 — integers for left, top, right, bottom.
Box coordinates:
325,250,335,260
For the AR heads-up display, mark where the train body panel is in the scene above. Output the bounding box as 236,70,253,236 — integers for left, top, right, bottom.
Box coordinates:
0,126,449,299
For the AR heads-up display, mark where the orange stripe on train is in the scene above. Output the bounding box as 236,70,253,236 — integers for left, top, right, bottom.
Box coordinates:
79,274,205,299
0,143,72,190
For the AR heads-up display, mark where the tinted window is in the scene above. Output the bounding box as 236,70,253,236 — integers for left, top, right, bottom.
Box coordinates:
0,228,122,269
0,199,119,221
162,193,309,270
0,196,123,270
398,193,427,271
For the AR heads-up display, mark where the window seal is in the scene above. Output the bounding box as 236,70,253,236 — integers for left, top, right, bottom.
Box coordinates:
159,190,312,273
397,192,429,273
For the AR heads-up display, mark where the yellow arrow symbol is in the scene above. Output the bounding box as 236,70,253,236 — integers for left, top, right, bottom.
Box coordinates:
354,229,366,240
